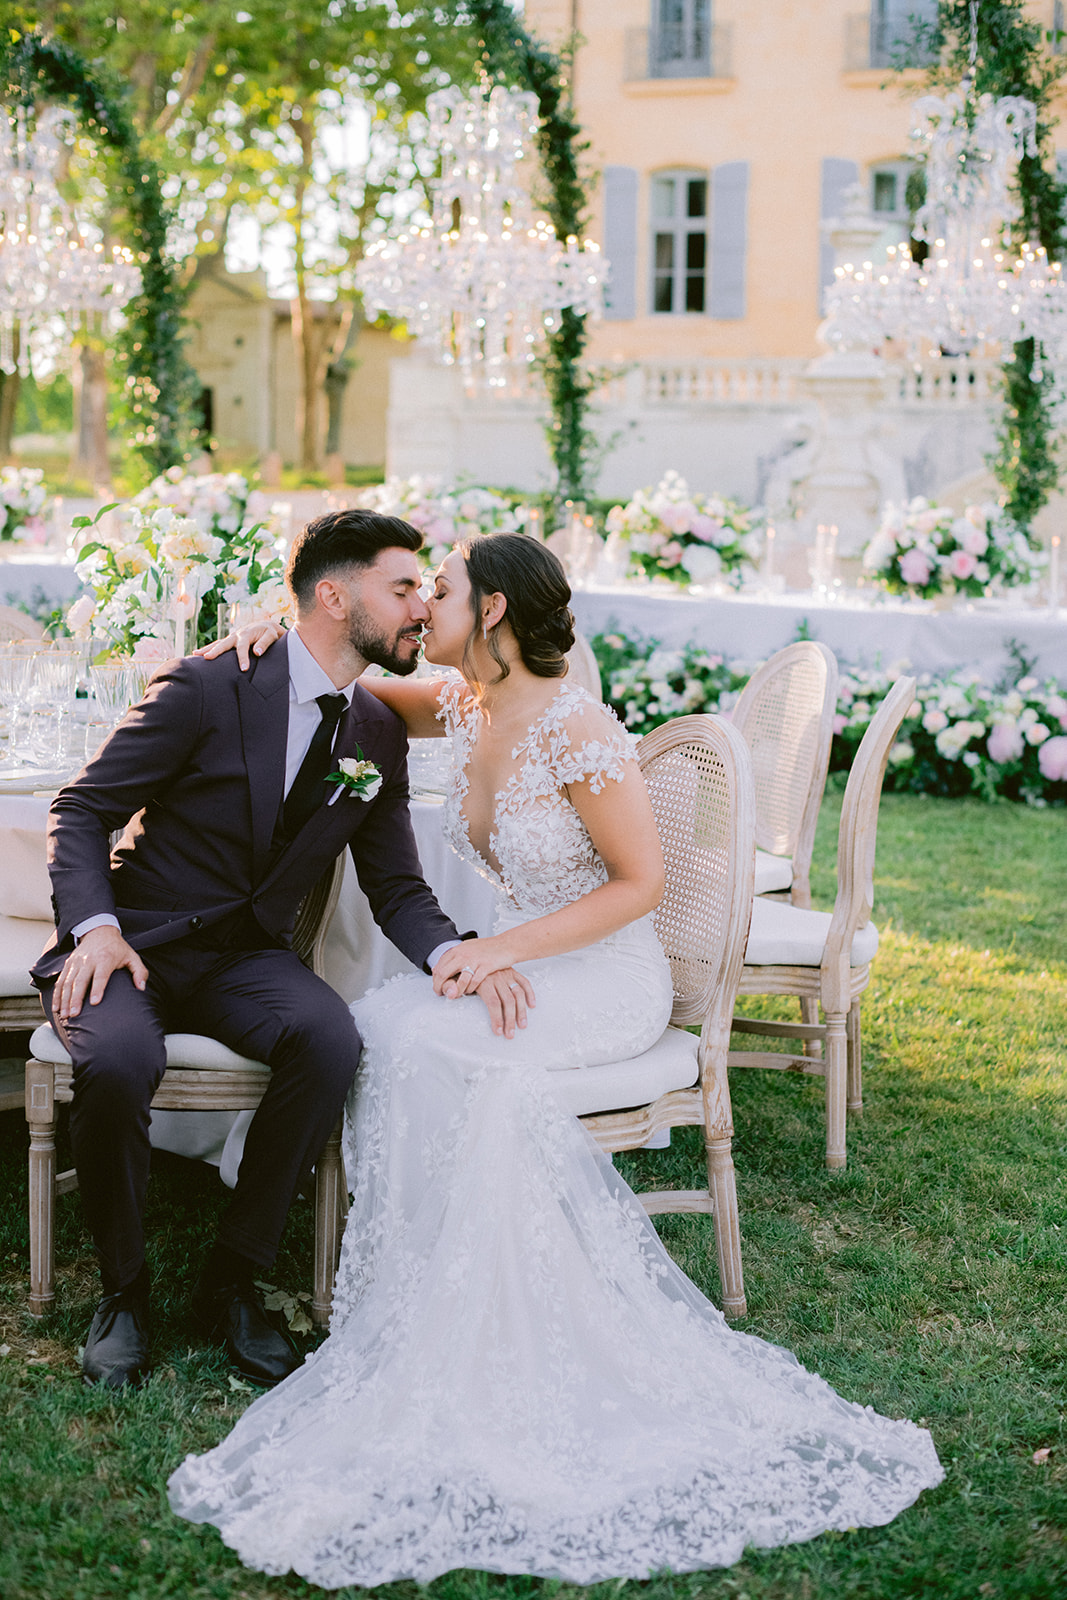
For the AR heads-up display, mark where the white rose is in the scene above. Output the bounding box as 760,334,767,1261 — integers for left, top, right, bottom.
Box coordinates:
1025,722,1050,745
66,595,96,633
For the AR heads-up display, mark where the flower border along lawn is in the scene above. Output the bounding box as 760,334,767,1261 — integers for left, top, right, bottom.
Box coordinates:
0,791,1064,1600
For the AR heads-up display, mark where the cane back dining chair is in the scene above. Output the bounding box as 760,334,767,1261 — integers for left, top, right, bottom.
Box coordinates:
0,605,45,643
730,676,916,1169
26,853,348,1326
731,641,838,907
547,713,756,1319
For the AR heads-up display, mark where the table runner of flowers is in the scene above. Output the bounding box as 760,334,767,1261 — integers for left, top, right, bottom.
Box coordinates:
593,631,1067,807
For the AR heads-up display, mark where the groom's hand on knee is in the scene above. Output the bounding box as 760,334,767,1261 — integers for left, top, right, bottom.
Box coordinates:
55,928,149,1021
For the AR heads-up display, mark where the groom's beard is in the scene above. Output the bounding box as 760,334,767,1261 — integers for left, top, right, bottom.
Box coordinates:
347,608,422,676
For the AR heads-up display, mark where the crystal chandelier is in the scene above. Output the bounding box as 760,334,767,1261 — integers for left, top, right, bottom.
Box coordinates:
0,105,142,376
822,14,1066,363
356,85,604,388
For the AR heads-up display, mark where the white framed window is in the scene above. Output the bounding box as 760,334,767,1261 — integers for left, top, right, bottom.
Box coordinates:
651,170,708,314
653,0,711,77
870,160,912,222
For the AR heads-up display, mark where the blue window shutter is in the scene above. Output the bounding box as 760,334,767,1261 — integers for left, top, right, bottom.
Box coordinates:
710,160,748,320
820,157,860,304
601,166,638,321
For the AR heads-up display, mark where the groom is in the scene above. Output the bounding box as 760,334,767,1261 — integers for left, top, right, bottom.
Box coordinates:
32,509,526,1391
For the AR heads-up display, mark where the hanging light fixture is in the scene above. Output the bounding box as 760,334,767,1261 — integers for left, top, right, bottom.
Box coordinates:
822,3,1066,365
0,104,142,376
356,85,604,389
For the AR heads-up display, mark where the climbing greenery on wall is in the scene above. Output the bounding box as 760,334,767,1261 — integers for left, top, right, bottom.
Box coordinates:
466,0,598,506
928,2,1067,528
0,30,198,475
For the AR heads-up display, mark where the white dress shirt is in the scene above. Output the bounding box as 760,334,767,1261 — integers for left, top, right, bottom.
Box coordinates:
72,630,460,969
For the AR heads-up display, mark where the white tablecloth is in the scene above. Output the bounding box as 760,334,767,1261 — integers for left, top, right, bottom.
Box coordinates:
570,585,1066,681
0,790,502,1176
0,552,85,610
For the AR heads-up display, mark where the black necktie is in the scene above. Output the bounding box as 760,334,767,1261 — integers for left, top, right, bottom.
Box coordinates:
283,692,347,837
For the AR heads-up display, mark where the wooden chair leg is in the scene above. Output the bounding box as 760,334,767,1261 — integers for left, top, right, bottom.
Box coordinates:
824,1013,848,1170
705,1135,746,1319
26,1058,58,1319
847,999,863,1114
800,996,822,1058
311,1117,346,1329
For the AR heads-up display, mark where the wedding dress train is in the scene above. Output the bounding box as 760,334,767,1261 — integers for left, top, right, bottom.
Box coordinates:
168,685,942,1586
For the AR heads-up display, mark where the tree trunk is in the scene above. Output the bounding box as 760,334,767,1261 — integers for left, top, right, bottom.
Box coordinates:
290,112,329,475
70,345,112,492
324,303,361,459
0,375,20,465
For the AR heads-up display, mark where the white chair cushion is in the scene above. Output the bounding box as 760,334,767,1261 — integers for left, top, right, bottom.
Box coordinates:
744,896,879,969
29,1022,269,1074
0,916,53,997
548,1026,699,1118
754,849,793,895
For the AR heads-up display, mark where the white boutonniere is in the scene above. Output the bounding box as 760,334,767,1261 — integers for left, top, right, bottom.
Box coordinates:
330,748,383,802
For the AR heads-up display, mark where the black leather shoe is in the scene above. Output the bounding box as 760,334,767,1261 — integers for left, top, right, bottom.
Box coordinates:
82,1282,151,1390
192,1276,300,1387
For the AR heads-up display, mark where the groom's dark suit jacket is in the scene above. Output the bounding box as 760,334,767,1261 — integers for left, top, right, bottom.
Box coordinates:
32,633,459,983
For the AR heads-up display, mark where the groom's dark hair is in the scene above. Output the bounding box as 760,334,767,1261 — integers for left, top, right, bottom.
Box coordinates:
286,509,423,605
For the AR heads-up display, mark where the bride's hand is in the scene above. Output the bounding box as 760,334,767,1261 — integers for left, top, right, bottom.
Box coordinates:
433,941,535,1037
195,618,285,670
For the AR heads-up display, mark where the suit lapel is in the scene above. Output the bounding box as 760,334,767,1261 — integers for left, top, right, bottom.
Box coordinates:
238,633,292,883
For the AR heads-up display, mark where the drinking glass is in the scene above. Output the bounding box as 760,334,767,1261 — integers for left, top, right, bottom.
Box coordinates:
88,662,134,757
0,643,42,768
32,647,81,767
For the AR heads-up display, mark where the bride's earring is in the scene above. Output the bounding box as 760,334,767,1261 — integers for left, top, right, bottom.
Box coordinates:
482,620,489,640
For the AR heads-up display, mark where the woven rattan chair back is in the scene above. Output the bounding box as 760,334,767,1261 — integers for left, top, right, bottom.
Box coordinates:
0,605,45,642
565,628,602,699
731,642,837,880
823,676,916,998
638,714,755,1035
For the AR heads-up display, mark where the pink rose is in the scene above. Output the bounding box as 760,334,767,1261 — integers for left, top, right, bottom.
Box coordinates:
1038,735,1067,782
987,721,1024,764
689,513,720,544
915,510,941,535
660,503,694,535
659,540,685,565
960,525,989,556
899,548,932,587
833,713,847,734
948,549,978,581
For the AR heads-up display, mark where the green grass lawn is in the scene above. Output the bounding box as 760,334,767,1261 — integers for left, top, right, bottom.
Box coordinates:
1,792,1064,1600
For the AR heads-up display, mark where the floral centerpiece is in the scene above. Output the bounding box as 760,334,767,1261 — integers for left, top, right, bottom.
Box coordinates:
130,468,287,645
356,476,521,566
604,471,761,590
0,466,49,543
68,489,288,659
861,499,1043,600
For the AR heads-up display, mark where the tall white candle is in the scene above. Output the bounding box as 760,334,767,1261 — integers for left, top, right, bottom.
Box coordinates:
764,524,776,581
829,525,839,586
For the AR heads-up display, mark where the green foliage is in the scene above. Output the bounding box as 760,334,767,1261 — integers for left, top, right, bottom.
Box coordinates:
13,373,74,435
467,0,598,508
927,3,1067,527
0,29,200,474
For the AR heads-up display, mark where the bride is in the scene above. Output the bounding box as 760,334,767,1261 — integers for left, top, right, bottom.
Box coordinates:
169,531,942,1586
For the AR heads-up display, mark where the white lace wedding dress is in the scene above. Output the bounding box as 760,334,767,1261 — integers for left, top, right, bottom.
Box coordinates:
168,684,943,1587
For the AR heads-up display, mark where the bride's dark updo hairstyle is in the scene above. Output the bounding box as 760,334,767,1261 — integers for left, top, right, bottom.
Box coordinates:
456,532,575,685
